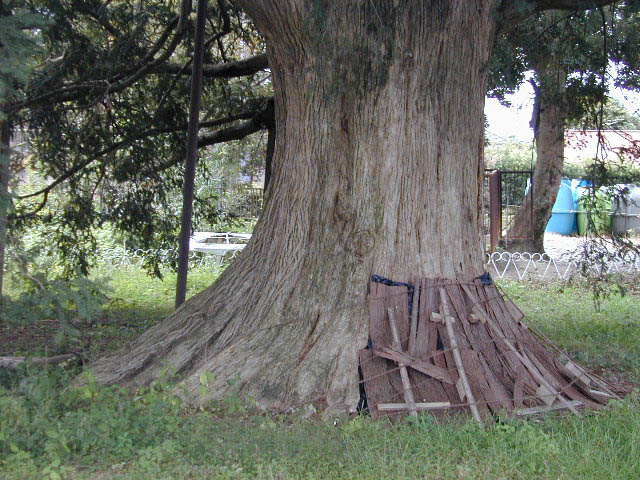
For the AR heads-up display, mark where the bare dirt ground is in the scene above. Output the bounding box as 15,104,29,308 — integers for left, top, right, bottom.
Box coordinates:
543,232,640,258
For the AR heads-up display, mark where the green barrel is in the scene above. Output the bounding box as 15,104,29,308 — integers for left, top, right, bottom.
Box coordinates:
576,187,612,235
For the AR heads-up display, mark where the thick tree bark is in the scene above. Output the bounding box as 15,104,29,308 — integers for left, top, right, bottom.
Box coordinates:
90,2,494,412
505,63,568,253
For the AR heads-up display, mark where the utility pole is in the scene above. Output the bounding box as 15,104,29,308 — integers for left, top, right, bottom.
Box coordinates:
175,0,208,308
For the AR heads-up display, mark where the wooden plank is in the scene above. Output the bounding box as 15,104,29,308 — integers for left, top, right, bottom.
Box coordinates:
522,345,602,410
514,376,525,408
504,298,524,322
387,307,417,417
462,282,516,412
378,402,451,411
409,279,452,412
460,283,581,416
562,361,592,390
536,384,556,407
407,283,419,356
374,346,454,384
369,281,410,352
590,389,617,399
359,349,394,419
516,400,582,416
439,287,483,424
366,281,412,417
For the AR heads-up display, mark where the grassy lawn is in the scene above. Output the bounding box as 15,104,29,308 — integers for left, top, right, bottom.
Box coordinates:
1,269,640,479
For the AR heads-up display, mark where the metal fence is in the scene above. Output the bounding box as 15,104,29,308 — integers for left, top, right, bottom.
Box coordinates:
92,247,640,281
483,170,534,252
95,247,231,269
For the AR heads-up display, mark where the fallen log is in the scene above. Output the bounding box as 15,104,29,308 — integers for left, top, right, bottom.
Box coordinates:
0,353,81,371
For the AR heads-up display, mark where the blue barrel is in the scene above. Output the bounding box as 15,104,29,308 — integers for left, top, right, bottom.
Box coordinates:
546,182,576,234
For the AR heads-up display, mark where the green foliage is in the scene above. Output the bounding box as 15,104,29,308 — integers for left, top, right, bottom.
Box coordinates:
0,4,47,112
4,0,270,276
569,97,640,130
1,272,110,344
485,137,534,171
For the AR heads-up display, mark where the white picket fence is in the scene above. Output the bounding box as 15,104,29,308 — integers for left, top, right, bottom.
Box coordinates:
486,251,640,280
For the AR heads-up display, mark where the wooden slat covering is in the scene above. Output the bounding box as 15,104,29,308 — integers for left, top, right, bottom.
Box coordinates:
359,276,611,422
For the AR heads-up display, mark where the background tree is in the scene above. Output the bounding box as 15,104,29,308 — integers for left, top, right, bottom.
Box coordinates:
88,0,618,413
489,4,640,252
568,96,640,129
0,1,47,300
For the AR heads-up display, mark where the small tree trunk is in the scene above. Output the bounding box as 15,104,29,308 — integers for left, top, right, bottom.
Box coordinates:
0,120,10,302
90,1,494,412
505,64,567,252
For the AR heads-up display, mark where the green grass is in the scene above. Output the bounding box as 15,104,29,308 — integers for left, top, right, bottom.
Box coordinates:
2,272,640,479
89,267,221,355
1,367,639,480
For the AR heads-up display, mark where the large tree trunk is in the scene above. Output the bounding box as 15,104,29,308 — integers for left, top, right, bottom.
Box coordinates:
505,64,568,253
90,2,493,412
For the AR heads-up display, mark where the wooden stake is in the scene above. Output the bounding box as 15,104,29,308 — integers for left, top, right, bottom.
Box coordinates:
439,288,483,424
387,307,418,417
374,346,454,384
407,288,419,356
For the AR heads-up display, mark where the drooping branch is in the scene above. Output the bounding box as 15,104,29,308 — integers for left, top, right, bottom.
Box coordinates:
1,0,193,115
10,102,274,219
198,97,274,147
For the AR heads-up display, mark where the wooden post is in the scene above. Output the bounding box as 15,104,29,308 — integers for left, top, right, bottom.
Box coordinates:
387,307,417,417
488,170,502,253
175,0,208,308
439,288,483,424
407,287,419,356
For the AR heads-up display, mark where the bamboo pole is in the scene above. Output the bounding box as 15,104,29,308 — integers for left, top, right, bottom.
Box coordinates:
439,288,483,424
387,307,417,417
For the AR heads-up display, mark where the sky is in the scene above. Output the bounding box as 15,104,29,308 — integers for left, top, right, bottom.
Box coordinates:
484,78,640,143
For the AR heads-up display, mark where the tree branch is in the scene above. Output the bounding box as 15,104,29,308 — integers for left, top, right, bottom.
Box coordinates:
497,0,618,36
153,53,269,78
1,0,193,114
15,109,260,203
198,97,274,147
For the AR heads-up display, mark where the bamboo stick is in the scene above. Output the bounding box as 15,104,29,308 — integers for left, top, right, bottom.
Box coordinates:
439,288,483,424
387,307,418,417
